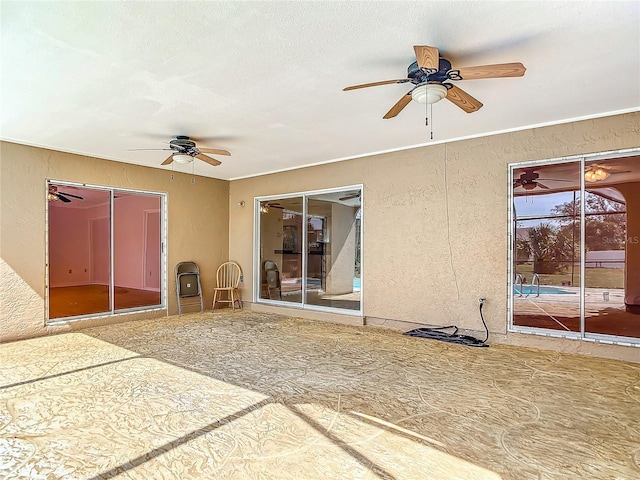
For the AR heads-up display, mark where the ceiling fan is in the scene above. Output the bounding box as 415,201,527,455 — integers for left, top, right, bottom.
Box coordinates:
584,163,631,182
48,185,84,203
130,135,231,167
260,201,285,213
343,45,525,118
513,168,573,191
339,192,361,201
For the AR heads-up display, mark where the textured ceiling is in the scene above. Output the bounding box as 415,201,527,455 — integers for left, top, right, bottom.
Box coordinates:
2,1,639,180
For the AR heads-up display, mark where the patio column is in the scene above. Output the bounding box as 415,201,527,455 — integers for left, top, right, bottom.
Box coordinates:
616,183,640,314
325,204,357,294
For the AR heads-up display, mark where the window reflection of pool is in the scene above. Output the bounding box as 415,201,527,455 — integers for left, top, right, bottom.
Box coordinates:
514,285,576,295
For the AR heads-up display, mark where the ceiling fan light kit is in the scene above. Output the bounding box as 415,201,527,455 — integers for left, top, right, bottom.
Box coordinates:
411,83,448,104
585,167,610,182
172,153,194,164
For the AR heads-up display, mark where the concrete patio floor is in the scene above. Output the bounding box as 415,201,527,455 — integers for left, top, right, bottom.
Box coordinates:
1,311,639,479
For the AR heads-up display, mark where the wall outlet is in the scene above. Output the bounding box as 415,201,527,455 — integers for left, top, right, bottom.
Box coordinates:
240,275,244,282
68,269,72,274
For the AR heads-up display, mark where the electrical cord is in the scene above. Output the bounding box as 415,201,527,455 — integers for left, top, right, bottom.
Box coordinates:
479,299,489,343
403,299,489,347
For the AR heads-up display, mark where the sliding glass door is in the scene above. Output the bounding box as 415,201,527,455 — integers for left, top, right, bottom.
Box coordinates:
48,185,112,318
47,182,164,321
113,190,162,310
512,164,582,332
305,191,360,311
510,151,640,344
256,186,362,314
258,197,304,305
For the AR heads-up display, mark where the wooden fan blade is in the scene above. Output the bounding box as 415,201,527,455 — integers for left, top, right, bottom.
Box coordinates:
445,85,483,113
196,153,222,166
127,148,173,151
343,79,409,91
161,155,174,165
57,194,71,203
537,182,550,190
414,45,439,70
456,62,526,80
198,147,231,156
383,91,413,119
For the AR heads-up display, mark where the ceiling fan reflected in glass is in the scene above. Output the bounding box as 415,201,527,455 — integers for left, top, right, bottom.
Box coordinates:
513,167,573,191
260,201,285,214
339,191,361,202
343,45,526,118
584,164,631,182
128,136,231,167
48,185,84,203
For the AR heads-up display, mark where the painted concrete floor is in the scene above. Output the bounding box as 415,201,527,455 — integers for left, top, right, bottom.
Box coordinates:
1,311,639,480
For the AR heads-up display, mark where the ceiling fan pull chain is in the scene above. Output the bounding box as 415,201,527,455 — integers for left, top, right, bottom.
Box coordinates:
425,89,429,127
430,103,434,140
425,99,434,140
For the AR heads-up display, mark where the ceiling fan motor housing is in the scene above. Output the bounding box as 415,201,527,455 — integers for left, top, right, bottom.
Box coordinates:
407,58,457,85
169,136,197,155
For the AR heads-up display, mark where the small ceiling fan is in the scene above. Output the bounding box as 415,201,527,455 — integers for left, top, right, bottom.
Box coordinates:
48,185,84,203
584,163,631,182
514,168,573,191
339,192,361,202
343,45,525,118
260,201,285,214
130,135,231,167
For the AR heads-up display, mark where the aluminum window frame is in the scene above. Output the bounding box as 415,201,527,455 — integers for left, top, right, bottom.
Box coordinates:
508,148,640,347
45,180,167,325
254,185,363,317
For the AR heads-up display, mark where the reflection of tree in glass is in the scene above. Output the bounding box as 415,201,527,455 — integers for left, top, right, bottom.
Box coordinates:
282,226,298,252
515,236,531,262
551,192,626,251
528,223,573,274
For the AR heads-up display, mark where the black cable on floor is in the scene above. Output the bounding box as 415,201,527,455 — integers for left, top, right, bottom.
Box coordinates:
403,300,489,347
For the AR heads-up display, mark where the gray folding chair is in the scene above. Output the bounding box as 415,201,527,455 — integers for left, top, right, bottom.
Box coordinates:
175,261,203,314
263,260,282,300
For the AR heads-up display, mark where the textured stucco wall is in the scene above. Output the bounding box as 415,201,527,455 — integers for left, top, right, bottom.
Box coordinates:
0,142,229,342
229,112,640,361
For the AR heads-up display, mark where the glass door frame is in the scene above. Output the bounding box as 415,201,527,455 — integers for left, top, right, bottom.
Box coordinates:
253,185,363,316
508,148,640,346
45,180,167,324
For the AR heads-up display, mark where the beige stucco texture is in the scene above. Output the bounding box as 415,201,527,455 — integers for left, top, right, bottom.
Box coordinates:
229,112,640,361
2,113,639,362
0,142,229,341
